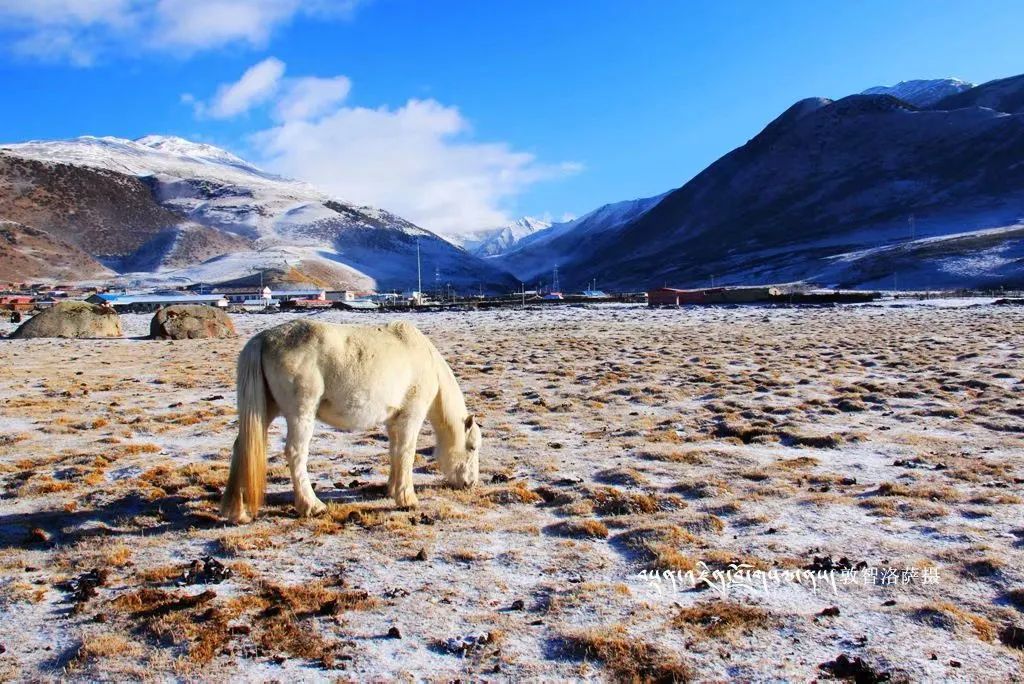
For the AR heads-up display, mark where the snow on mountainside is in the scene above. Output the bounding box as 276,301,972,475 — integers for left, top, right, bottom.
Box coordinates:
0,135,517,291
862,78,973,107
493,193,668,282
450,216,552,257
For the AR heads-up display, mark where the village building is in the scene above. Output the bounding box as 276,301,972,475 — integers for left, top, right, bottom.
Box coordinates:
0,295,35,313
208,286,329,305
647,286,782,306
325,290,356,302
86,292,229,313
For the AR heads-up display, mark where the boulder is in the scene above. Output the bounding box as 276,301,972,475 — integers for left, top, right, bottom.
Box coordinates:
150,305,236,340
10,301,121,339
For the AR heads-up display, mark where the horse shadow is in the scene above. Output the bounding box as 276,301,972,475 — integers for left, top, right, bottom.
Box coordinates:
0,491,224,551
0,474,470,551
296,480,457,506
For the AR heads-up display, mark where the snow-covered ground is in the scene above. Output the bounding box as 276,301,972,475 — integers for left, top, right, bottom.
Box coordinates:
1,302,1022,680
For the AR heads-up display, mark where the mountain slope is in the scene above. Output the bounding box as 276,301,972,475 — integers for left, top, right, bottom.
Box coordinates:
0,221,112,283
862,78,972,106
493,193,668,283
539,75,1024,291
0,135,517,291
929,73,1024,114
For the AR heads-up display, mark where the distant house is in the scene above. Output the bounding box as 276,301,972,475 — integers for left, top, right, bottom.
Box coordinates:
283,297,332,310
211,287,327,304
269,288,326,302
325,290,356,302
0,295,35,312
86,292,229,313
336,299,379,311
581,290,609,299
648,286,782,306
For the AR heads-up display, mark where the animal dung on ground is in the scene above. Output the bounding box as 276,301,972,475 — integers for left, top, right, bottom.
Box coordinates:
443,632,496,656
61,568,109,605
818,654,895,683
178,557,233,585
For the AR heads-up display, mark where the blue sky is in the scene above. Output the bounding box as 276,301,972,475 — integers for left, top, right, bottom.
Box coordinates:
1,0,1022,233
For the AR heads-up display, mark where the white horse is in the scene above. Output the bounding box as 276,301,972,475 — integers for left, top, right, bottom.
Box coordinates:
221,319,481,524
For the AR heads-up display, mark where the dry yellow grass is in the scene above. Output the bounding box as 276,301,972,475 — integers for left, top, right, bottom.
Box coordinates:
673,601,773,638
560,625,693,682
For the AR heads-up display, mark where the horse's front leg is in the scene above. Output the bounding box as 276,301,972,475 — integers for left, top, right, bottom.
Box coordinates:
386,412,424,509
285,412,326,517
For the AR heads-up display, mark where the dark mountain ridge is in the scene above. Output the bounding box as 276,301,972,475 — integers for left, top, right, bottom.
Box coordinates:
535,74,1024,291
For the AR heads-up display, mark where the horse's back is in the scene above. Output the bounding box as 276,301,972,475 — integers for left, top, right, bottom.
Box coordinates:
260,318,428,357
258,319,438,428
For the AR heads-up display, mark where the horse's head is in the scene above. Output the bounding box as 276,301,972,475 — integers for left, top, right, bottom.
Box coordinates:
444,414,481,488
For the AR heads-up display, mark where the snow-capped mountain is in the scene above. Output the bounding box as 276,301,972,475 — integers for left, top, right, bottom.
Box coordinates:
0,135,517,291
493,193,668,282
861,78,972,107
450,216,552,257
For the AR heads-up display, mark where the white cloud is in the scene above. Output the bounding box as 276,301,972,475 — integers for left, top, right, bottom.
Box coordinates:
0,0,363,64
0,0,137,26
251,96,581,233
154,0,298,51
274,75,352,121
0,0,139,65
191,58,580,233
204,57,286,119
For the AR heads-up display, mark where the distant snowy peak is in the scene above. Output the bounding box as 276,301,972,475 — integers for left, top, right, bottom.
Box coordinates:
508,216,553,234
861,78,973,107
455,216,552,257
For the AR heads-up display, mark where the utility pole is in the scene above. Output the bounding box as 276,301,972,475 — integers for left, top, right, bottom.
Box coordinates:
909,214,916,240
416,238,422,300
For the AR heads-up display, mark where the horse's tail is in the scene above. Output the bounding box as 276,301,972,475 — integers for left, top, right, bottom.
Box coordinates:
221,334,269,523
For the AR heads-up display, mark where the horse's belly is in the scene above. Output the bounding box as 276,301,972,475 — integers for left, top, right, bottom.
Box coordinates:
317,396,393,431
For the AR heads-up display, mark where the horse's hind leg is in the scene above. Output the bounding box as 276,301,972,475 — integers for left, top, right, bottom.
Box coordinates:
285,409,326,517
386,409,426,509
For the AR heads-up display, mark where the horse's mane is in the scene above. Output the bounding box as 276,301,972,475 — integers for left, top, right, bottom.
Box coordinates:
430,348,467,448
386,321,467,448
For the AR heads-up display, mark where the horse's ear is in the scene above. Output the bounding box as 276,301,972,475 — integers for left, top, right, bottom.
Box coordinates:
465,414,475,430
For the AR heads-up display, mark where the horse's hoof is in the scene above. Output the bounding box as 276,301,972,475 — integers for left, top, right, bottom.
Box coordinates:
296,499,327,517
222,502,252,524
394,489,419,509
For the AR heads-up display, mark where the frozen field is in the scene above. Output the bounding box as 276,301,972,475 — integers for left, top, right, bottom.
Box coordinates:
0,302,1022,680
